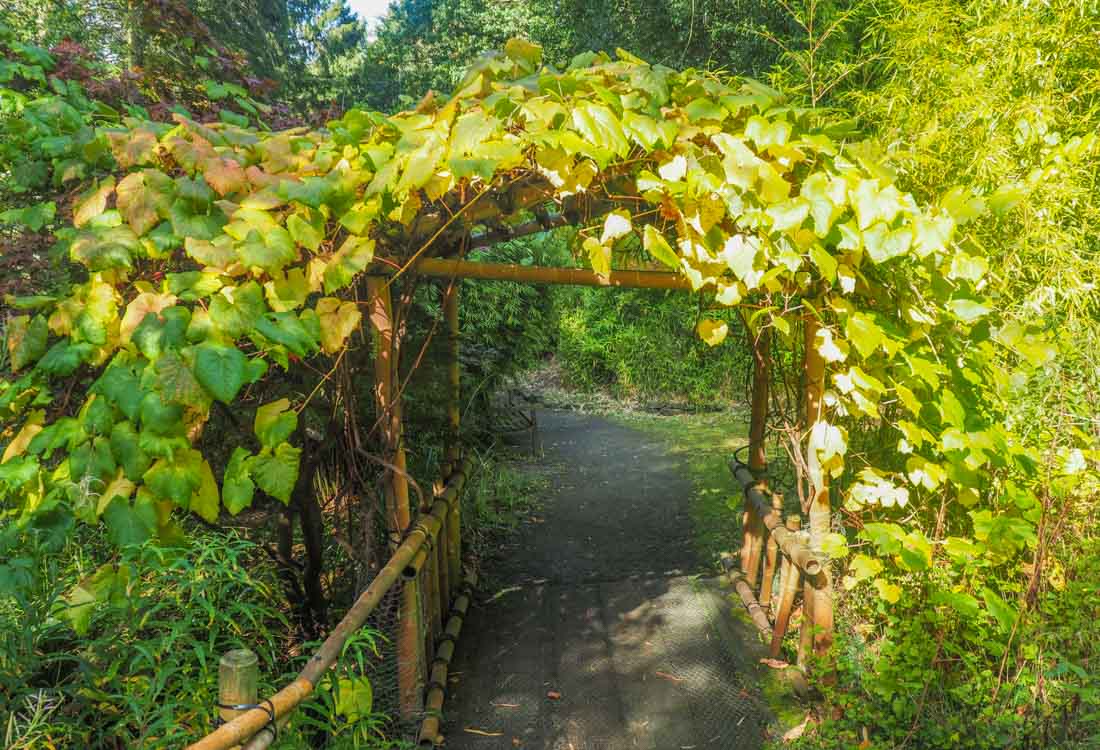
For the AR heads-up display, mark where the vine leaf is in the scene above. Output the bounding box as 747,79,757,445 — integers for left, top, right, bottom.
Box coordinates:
193,342,248,404
222,447,256,515
316,297,362,354
696,319,728,347
254,399,297,448
253,442,301,504
73,176,115,227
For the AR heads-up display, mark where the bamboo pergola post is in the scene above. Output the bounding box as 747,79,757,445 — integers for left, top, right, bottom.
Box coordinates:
770,515,802,658
366,276,411,534
742,325,770,588
758,493,783,608
803,308,834,659
366,276,420,719
444,283,462,589
748,326,770,475
219,649,259,748
443,282,461,477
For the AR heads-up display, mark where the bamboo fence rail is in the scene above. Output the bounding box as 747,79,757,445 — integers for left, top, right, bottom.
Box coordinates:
187,458,472,750
726,459,829,661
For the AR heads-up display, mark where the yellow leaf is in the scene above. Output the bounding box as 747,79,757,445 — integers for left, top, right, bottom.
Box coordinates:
316,297,363,354
190,456,220,523
874,579,902,604
73,176,116,228
1,410,45,464
120,292,178,344
696,319,728,346
584,236,610,278
97,470,136,517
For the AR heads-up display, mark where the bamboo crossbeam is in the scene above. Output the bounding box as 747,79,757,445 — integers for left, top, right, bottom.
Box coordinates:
391,257,694,290
189,459,471,750
729,462,822,576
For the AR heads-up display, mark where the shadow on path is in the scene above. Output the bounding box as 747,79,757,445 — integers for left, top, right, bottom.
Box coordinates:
444,409,772,750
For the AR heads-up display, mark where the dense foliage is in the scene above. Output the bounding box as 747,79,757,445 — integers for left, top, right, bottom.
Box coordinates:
0,1,1098,747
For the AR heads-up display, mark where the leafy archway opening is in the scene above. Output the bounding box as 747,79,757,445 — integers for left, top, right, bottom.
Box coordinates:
2,37,1046,663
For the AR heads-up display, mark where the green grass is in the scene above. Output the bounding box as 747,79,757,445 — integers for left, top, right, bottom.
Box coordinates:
612,409,750,566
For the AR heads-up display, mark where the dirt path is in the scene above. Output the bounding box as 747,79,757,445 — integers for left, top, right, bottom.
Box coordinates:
443,409,774,750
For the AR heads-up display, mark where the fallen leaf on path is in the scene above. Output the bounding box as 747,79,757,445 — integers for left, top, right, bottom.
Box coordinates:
492,702,520,708
546,690,562,700
783,714,813,742
464,727,504,737
655,671,684,683
759,657,790,669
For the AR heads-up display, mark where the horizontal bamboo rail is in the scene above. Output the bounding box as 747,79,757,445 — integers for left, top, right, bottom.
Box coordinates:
727,460,829,663
730,462,822,576
387,257,695,290
720,553,771,635
188,458,472,750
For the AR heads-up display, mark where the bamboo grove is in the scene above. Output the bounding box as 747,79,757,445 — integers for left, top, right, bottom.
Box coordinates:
1,35,1095,686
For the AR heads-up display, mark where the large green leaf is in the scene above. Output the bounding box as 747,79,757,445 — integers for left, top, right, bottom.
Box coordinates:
254,399,297,448
252,442,301,503
193,342,248,404
6,315,48,371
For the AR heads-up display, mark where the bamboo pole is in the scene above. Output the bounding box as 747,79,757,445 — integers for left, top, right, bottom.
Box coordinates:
730,462,822,576
721,554,770,635
218,649,258,750
802,308,834,658
417,572,476,747
443,282,461,475
769,516,803,659
400,549,428,719
189,463,470,750
758,493,783,608
366,276,411,534
444,285,463,591
366,276,420,719
397,257,695,290
740,503,754,577
748,327,770,475
435,481,451,619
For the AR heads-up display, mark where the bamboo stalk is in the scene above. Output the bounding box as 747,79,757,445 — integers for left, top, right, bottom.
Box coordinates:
759,494,783,607
444,282,461,474
366,276,411,534
417,575,476,747
730,462,822,576
188,463,470,750
802,308,834,658
769,516,802,658
436,490,451,617
748,326,770,474
399,257,694,290
400,548,428,718
740,505,753,576
218,649,258,750
721,552,774,633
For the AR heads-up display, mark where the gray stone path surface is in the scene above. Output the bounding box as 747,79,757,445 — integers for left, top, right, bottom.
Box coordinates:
443,410,772,750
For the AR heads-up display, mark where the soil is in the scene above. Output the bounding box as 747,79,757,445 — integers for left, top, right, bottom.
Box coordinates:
442,409,774,750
